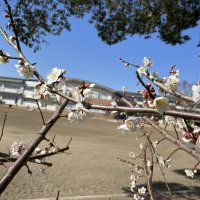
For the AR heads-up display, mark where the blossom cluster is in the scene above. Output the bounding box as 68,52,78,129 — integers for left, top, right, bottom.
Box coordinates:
117,117,142,133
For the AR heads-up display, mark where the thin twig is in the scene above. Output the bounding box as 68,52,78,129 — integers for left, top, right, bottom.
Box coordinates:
4,0,22,52
35,100,45,125
25,164,32,175
56,190,60,200
166,148,179,160
136,71,155,100
173,125,179,140
142,144,155,200
193,161,200,171
0,112,7,141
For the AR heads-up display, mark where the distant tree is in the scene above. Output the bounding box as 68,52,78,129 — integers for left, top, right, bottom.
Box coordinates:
1,0,200,51
178,80,193,96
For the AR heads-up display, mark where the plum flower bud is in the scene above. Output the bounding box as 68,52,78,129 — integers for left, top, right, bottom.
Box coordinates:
9,36,16,42
143,57,153,68
154,97,169,114
4,13,10,18
124,62,130,67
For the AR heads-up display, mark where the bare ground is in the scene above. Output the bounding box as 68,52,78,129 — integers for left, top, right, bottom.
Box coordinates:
0,105,199,200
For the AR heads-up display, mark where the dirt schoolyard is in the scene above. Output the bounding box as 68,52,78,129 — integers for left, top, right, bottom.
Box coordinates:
0,105,199,200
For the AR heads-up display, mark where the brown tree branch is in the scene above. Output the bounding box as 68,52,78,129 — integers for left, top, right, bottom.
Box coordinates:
0,139,71,163
143,116,200,162
0,99,69,194
89,105,200,121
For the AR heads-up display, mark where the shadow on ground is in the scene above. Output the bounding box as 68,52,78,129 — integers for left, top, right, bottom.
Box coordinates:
122,181,200,200
173,168,200,180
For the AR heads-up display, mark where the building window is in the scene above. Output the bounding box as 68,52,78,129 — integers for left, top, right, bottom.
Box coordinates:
5,83,21,90
24,98,36,104
3,96,16,101
25,86,34,91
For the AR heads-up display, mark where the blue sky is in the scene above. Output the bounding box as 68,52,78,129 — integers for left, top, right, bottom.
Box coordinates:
0,16,199,92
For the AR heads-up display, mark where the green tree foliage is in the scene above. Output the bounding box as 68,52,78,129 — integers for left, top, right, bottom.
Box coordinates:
1,0,200,51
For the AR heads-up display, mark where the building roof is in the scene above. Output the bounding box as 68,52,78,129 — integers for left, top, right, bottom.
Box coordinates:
0,76,38,83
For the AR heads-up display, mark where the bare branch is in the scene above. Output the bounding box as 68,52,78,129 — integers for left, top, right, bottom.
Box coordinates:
4,0,22,52
142,144,155,200
136,71,155,100
166,148,180,160
35,100,45,125
56,190,60,200
0,99,69,194
143,116,200,162
89,105,200,121
0,112,7,141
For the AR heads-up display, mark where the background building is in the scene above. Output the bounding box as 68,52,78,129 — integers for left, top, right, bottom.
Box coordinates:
0,76,129,112
0,76,184,115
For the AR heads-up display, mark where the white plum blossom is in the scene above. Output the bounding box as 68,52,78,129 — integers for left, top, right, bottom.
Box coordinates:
157,155,165,168
10,142,26,157
68,103,93,123
117,117,142,133
165,159,171,168
156,155,171,168
139,143,144,150
0,53,9,64
15,62,35,78
130,174,139,192
135,165,142,173
138,186,146,194
146,159,151,167
129,152,138,159
143,57,153,68
69,87,84,102
80,83,95,98
137,66,146,75
154,97,169,114
47,67,66,84
192,83,200,103
152,141,158,148
185,169,197,178
32,84,50,100
33,147,48,164
137,57,153,75
164,70,179,91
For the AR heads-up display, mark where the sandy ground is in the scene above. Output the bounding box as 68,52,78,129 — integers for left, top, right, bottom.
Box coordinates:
0,105,200,200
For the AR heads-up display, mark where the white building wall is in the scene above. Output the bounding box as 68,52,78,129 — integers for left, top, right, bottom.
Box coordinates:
0,77,117,110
